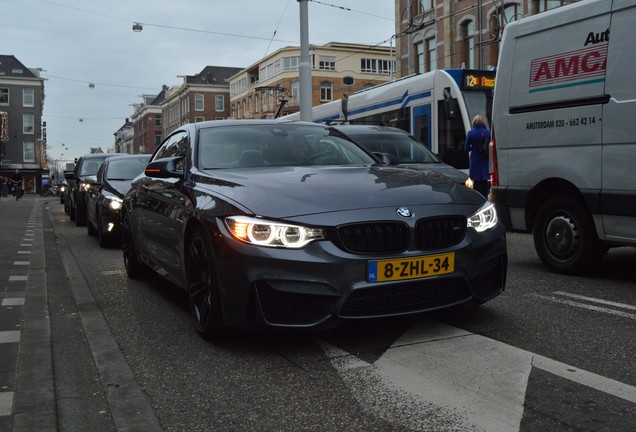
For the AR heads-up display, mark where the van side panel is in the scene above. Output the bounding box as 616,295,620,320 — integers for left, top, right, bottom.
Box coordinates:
601,1,636,244
496,3,611,231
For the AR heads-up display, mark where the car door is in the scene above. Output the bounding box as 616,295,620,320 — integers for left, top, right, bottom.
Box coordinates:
138,130,191,283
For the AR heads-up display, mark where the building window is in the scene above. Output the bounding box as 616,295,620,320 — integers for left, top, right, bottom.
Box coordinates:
215,95,224,112
535,0,562,12
23,114,34,134
195,94,204,111
361,58,394,74
463,21,475,69
23,88,34,107
155,133,162,146
319,56,336,71
24,142,35,162
154,116,161,126
255,95,260,113
320,81,333,101
0,88,8,105
195,117,205,122
414,41,424,74
426,37,437,71
292,81,300,100
505,4,521,22
283,56,300,71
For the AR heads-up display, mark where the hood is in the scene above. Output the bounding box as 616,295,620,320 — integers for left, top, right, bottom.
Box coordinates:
399,163,469,184
105,180,134,199
196,165,483,218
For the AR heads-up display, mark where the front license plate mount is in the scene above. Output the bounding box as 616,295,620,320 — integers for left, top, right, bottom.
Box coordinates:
367,252,455,282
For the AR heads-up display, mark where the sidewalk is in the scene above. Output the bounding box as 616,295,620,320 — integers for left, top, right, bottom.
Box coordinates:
0,194,57,431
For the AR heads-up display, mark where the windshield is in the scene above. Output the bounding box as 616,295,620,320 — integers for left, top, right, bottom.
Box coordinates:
463,92,492,129
197,124,376,169
347,132,441,164
79,158,107,176
106,157,150,180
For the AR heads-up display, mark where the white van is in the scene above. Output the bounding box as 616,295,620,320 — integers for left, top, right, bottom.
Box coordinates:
491,0,636,274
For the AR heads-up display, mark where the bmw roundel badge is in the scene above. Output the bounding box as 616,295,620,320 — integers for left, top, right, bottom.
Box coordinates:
396,208,413,219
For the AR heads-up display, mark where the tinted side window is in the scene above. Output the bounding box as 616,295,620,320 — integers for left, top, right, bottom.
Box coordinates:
157,132,188,159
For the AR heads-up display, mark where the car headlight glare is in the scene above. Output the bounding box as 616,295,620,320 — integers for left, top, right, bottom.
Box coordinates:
225,216,324,248
80,182,90,192
467,202,498,232
108,197,123,210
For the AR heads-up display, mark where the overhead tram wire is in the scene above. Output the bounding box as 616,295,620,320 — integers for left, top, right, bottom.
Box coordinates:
264,0,294,57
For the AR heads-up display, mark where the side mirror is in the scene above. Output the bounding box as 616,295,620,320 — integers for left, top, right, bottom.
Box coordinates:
144,157,183,179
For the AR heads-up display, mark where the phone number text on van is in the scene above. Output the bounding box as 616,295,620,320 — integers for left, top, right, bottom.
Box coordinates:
526,116,598,129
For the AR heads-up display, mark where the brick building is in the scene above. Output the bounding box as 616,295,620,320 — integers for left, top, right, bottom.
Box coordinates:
394,0,579,77
161,66,242,138
0,55,46,194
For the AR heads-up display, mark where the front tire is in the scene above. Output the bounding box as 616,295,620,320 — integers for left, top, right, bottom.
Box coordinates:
186,227,225,340
75,197,87,226
122,210,149,279
97,211,112,248
533,196,602,275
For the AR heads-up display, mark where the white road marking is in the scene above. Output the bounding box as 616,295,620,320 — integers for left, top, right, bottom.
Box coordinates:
531,355,636,404
0,392,14,416
320,319,636,432
553,291,636,311
535,294,636,320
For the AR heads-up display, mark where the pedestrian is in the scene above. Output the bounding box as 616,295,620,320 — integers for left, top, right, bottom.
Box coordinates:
0,177,7,199
11,169,23,200
464,114,491,199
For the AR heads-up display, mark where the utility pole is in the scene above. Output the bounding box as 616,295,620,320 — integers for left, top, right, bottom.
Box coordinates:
298,0,312,121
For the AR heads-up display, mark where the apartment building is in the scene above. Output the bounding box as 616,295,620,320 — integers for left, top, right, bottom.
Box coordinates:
0,55,46,193
129,89,165,154
394,0,579,76
229,42,395,119
160,66,242,138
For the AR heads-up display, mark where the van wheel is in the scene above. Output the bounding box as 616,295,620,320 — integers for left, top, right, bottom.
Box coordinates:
533,196,602,275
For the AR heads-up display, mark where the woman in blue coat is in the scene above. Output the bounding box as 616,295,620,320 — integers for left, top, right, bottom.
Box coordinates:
464,114,491,198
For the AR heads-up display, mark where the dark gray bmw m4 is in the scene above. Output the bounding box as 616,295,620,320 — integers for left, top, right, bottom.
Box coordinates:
122,119,507,340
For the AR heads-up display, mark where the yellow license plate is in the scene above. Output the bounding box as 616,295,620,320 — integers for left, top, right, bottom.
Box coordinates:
367,252,455,282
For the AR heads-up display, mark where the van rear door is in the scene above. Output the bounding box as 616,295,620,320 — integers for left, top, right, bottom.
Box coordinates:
601,0,636,244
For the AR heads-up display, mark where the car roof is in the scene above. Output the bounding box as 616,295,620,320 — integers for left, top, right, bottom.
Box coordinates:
103,154,150,162
329,124,411,136
78,152,127,160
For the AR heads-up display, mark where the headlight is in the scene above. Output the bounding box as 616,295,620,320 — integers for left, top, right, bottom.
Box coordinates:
60,186,66,192
107,197,123,210
467,202,498,232
225,216,325,248
80,182,90,192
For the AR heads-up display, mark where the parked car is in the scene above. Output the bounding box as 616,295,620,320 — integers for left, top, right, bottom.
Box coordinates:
86,154,150,247
331,124,469,184
123,120,507,340
65,153,126,226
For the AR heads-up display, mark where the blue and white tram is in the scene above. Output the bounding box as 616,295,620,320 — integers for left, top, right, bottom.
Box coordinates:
285,68,495,170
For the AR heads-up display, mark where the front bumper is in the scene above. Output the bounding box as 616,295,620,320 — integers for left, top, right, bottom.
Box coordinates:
212,221,508,330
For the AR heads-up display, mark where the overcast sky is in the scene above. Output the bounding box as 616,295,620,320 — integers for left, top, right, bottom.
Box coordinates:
4,0,395,163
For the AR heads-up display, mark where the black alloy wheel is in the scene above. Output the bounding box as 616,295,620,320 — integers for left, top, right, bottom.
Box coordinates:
96,209,111,248
87,209,97,236
122,210,149,279
75,197,87,226
186,227,225,340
